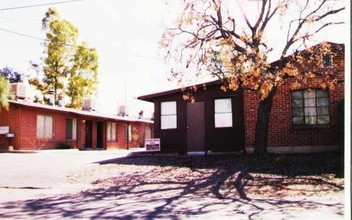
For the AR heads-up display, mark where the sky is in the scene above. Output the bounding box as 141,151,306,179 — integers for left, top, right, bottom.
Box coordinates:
0,0,179,117
0,0,347,118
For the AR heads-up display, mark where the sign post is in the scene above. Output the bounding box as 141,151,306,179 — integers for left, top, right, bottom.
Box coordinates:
6,133,14,151
0,126,9,135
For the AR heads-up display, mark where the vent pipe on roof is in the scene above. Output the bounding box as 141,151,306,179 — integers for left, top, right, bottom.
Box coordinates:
138,110,144,119
58,96,64,107
82,98,96,111
34,93,43,104
118,105,128,116
48,90,55,106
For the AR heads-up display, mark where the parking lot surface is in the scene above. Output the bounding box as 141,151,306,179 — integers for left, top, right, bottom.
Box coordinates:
0,151,346,219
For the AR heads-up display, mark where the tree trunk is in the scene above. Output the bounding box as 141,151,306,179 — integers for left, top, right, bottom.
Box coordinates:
253,86,277,154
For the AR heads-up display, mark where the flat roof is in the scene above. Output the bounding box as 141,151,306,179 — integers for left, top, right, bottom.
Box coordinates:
9,100,153,124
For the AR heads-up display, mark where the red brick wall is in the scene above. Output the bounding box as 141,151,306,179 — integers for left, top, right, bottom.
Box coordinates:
0,106,20,149
76,118,98,150
19,107,77,150
0,105,78,150
243,90,259,149
106,122,154,149
106,122,127,150
77,119,84,149
129,122,154,148
267,78,343,147
1,103,153,150
243,44,344,150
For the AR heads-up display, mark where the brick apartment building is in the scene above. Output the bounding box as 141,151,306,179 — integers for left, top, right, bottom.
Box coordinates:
0,100,153,150
138,42,344,154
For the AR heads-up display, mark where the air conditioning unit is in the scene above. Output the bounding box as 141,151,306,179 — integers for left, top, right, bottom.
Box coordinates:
11,83,27,99
82,98,96,111
118,105,128,116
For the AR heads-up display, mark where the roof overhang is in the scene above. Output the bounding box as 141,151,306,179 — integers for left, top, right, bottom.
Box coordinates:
8,100,153,124
137,80,223,102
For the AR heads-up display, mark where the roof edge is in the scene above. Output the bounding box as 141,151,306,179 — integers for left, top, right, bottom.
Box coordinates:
137,80,222,102
8,100,153,124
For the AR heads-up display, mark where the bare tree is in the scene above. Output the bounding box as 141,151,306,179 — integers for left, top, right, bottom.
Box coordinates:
160,0,344,154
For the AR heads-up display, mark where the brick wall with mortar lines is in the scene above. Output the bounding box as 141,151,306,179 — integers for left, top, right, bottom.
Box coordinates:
243,47,344,149
76,119,122,150
128,122,154,148
0,105,20,149
77,119,85,148
0,105,78,150
105,122,154,149
77,119,153,150
106,122,128,150
1,103,153,150
20,107,77,150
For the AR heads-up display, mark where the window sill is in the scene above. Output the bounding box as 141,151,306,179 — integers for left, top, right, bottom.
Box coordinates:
214,127,234,129
292,124,330,130
37,138,55,141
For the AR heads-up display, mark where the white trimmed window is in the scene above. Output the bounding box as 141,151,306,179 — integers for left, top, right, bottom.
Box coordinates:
161,101,177,129
107,122,117,141
66,118,77,140
37,115,53,139
291,89,330,125
214,98,233,128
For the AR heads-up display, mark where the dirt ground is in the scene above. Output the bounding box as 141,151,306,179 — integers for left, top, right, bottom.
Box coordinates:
0,151,346,219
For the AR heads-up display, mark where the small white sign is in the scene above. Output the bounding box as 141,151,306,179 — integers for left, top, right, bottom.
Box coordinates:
0,126,9,135
145,138,161,151
6,133,14,138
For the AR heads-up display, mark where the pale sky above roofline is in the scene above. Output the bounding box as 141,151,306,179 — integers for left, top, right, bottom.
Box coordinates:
0,0,347,118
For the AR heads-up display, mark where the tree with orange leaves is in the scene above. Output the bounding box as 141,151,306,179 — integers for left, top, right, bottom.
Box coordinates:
160,0,344,154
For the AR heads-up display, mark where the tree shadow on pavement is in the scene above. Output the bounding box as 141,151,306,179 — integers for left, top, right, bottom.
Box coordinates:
0,153,344,219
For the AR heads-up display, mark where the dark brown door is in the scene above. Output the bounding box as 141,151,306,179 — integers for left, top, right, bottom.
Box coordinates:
96,121,104,149
187,102,205,152
85,120,92,148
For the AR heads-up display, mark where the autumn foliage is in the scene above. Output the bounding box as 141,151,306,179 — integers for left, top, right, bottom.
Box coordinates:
160,0,344,153
161,0,343,99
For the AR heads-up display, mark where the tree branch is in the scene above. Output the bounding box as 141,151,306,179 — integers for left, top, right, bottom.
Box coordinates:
259,0,280,35
281,0,342,58
312,7,345,22
253,0,268,33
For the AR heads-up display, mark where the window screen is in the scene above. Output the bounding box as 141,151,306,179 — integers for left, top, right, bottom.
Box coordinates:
214,98,233,128
161,101,177,129
37,115,53,139
66,118,77,140
107,122,117,141
291,89,330,125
